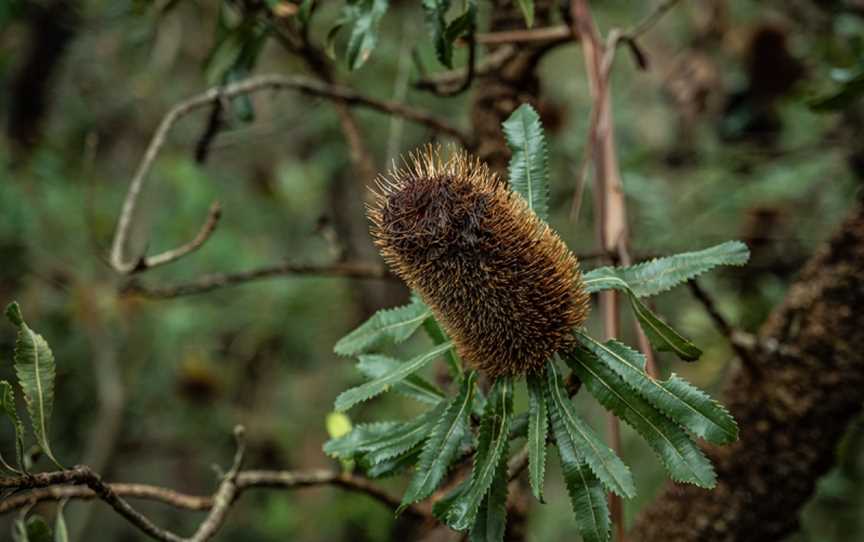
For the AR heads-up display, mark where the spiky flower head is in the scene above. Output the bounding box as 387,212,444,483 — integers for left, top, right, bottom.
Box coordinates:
369,145,590,377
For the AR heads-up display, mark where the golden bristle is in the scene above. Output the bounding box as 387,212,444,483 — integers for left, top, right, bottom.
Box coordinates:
369,145,590,377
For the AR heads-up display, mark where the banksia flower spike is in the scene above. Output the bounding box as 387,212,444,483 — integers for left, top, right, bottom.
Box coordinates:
369,145,590,378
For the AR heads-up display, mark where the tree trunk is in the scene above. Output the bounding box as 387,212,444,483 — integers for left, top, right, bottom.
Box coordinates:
632,200,864,541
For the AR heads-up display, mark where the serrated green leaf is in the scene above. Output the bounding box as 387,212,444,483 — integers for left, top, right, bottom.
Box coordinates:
334,0,389,70
583,241,750,298
525,372,548,502
550,405,610,542
422,0,476,68
334,300,431,356
545,362,635,498
444,377,513,531
469,448,508,542
323,422,398,458
334,341,453,411
565,348,716,488
0,381,25,473
509,412,529,440
356,355,444,405
5,303,62,469
362,400,448,466
581,275,702,361
515,0,534,28
423,315,463,377
399,372,476,511
365,446,422,478
576,333,738,444
502,103,550,221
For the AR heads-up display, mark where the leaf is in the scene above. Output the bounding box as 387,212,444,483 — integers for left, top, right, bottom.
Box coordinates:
583,241,750,298
0,380,25,473
334,300,431,356
334,0,389,70
356,355,444,405
399,372,476,510
334,341,453,411
502,104,550,221
6,303,62,469
469,448,509,542
423,315,463,377
361,400,448,466
544,362,635,498
525,372,548,501
422,0,476,68
565,348,716,488
365,446,422,478
323,422,398,458
443,377,513,531
54,501,68,542
581,275,702,361
514,0,534,28
550,405,610,542
576,333,738,444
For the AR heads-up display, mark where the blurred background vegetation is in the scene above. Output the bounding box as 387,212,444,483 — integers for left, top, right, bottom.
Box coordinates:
1,0,863,540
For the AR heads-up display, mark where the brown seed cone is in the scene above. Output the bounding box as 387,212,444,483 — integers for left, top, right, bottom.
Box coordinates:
368,145,590,377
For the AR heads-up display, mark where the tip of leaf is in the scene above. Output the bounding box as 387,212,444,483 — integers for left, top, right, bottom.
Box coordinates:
5,302,23,327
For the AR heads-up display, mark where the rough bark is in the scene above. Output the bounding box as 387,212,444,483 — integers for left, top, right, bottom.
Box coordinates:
632,201,864,542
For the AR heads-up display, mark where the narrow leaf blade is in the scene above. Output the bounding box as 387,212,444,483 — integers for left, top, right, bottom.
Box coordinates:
356,355,444,405
0,380,25,473
469,448,509,542
576,333,737,444
502,104,550,220
545,362,635,498
400,372,477,510
526,371,548,502
6,302,62,468
583,241,750,297
565,348,716,488
550,406,610,542
334,341,453,411
444,377,514,531
334,300,431,356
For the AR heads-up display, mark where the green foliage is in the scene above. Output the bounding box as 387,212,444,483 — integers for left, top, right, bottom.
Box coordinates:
12,515,52,542
0,380,25,473
583,241,750,298
334,299,431,356
399,372,476,511
525,372,548,502
334,341,453,411
565,348,716,488
502,104,550,220
356,355,444,404
5,302,62,469
544,362,635,498
810,69,864,112
438,378,513,532
54,502,69,542
576,333,737,444
515,0,534,28
329,0,390,70
422,0,474,69
549,394,610,542
469,448,508,542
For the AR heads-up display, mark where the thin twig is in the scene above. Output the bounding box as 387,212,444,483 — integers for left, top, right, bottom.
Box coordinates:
475,25,572,45
687,279,761,377
121,260,392,299
137,202,223,272
187,426,246,542
414,45,515,95
109,74,470,274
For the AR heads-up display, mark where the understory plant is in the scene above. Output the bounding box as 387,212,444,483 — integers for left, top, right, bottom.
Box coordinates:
325,104,749,541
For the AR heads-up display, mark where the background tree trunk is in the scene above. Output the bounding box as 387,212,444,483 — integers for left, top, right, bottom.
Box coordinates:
632,200,864,541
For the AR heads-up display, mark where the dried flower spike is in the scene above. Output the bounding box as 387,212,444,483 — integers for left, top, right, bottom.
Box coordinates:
369,145,590,377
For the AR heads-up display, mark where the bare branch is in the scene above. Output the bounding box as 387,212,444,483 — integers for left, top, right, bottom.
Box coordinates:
121,260,393,299
109,74,470,274
137,202,223,272
476,25,572,45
